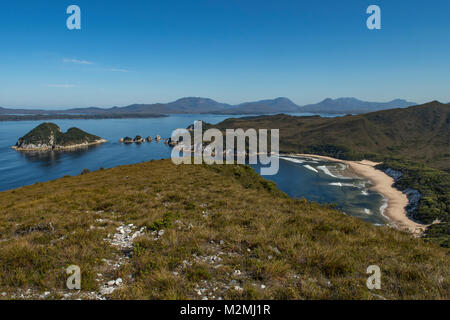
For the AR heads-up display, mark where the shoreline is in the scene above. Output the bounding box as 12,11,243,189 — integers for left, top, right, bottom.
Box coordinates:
293,153,427,235
11,139,107,151
0,114,168,122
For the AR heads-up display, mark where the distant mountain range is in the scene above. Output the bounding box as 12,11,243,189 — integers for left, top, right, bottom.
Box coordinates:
0,97,420,116
300,98,416,114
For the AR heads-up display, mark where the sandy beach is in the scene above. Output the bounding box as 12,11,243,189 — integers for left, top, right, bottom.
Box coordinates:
295,154,427,235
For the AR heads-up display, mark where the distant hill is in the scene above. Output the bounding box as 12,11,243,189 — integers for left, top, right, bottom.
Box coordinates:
110,97,232,114
0,97,419,117
0,106,58,115
0,113,167,121
166,97,231,113
210,97,300,114
300,98,417,114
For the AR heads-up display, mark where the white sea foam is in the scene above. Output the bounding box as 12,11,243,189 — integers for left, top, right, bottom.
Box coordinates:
329,182,357,187
279,157,305,164
379,197,389,218
303,165,319,173
299,156,323,162
317,163,354,180
280,156,319,164
329,182,342,187
317,165,339,178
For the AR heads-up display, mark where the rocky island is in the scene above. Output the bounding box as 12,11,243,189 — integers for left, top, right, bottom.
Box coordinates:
12,122,107,151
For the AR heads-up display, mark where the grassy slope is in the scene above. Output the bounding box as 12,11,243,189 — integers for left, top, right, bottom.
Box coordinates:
0,160,448,299
210,101,450,246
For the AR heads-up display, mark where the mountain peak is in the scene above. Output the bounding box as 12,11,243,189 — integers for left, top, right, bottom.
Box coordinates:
173,97,217,103
273,97,293,102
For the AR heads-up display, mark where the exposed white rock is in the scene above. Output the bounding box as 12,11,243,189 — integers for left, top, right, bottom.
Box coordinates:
100,286,115,295
269,245,281,255
106,224,146,249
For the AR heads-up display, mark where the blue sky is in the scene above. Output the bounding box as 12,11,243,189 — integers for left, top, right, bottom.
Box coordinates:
0,0,449,108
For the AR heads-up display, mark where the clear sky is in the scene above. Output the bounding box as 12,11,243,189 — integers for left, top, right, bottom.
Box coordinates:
0,0,449,108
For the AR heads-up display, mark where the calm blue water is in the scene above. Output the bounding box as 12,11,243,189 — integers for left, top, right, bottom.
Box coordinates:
0,114,386,225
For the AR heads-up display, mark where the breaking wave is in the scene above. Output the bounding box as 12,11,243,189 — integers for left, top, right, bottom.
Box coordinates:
279,156,305,164
379,197,389,218
317,165,339,178
303,165,319,173
329,182,358,187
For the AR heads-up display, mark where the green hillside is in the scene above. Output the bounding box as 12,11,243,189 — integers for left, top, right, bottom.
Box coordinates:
212,101,449,171
0,160,448,299
19,122,62,146
56,127,102,146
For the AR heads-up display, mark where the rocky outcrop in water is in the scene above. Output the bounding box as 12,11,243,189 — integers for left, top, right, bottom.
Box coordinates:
166,137,179,146
403,188,422,220
13,123,106,151
120,135,168,144
384,168,403,182
120,137,133,144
